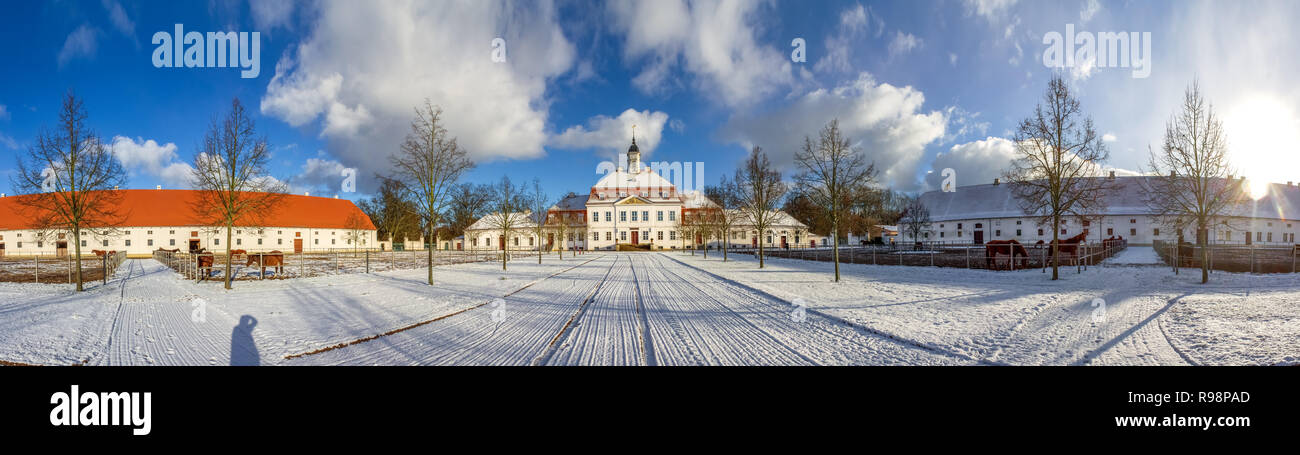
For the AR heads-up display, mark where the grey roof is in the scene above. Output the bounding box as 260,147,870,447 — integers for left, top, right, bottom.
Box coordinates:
920,176,1300,222
550,193,587,211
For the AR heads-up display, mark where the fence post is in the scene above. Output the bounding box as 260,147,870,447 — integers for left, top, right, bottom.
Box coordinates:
1251,245,1256,274
299,252,304,278
965,246,970,269
102,255,107,286
366,249,370,273
259,254,264,280
34,257,39,284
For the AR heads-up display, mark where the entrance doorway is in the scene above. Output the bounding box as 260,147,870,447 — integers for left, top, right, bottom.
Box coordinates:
780,236,787,248
631,231,639,245
57,241,68,257
973,230,984,244
293,239,303,253
189,239,200,252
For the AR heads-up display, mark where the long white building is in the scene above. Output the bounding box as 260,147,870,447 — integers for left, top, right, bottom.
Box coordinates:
464,139,823,251
0,189,377,257
916,176,1300,245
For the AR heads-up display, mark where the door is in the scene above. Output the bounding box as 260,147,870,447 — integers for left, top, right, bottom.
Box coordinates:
973,230,984,244
751,236,757,248
548,233,554,250
499,235,505,250
189,239,200,252
293,239,303,253
631,231,639,245
0,243,4,257
57,241,68,257
781,236,787,248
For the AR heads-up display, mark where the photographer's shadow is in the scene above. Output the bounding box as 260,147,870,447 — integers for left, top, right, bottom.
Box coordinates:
230,315,260,366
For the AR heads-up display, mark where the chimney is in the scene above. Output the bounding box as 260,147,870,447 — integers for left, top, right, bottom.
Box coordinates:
993,178,1000,186
1108,170,1115,179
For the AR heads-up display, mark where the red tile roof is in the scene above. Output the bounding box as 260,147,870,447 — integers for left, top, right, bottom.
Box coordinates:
0,189,375,230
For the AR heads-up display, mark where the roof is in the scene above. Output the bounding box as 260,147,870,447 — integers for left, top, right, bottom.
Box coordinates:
591,167,676,193
681,190,715,209
550,193,588,211
0,189,375,230
919,176,1300,222
464,211,541,231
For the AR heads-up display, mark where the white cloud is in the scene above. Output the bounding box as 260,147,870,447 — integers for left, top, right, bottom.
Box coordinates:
888,31,922,57
259,1,576,191
549,109,670,157
0,133,18,150
287,156,349,196
108,136,194,189
57,25,98,68
608,0,794,107
923,136,1018,190
101,0,134,38
1080,0,1101,22
722,72,948,190
249,0,295,32
1102,133,1117,142
962,0,1020,22
815,3,881,74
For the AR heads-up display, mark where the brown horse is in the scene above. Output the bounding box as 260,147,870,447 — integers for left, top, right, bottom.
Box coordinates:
985,239,1029,269
1049,232,1089,264
196,253,216,280
246,251,285,276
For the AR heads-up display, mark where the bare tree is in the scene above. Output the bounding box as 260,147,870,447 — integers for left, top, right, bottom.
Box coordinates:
361,177,417,250
703,175,740,261
1003,74,1114,280
526,179,551,264
389,100,475,285
485,175,529,270
445,182,491,244
546,198,578,260
343,211,370,256
794,119,878,281
898,195,931,247
735,146,788,268
190,98,286,290
10,92,126,291
1142,80,1247,284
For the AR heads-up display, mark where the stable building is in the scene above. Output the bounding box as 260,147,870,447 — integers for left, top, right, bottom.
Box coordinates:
916,176,1300,246
0,189,377,257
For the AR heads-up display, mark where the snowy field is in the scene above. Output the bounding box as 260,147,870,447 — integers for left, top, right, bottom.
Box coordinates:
0,251,1295,366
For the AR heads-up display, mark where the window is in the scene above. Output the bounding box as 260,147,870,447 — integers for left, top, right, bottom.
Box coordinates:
257,239,263,245
1267,232,1273,242
1015,229,1022,236
1153,229,1160,236
214,239,219,245
1130,219,1137,224
605,212,612,222
125,240,131,247
957,223,963,229
237,238,242,245
995,230,1001,237
657,231,664,240
940,232,945,238
657,211,664,221
1016,220,1022,225
16,242,20,248
169,239,175,246
975,223,983,229
605,232,611,241
514,237,519,246
169,230,175,235
277,239,282,245
1130,228,1137,236
315,239,319,245
670,231,676,240
631,211,638,222
620,231,627,241
669,211,676,221
1257,232,1263,242
592,232,598,241
1038,229,1044,236
82,240,87,247
620,211,627,222
102,240,109,246
1107,228,1113,236
147,230,153,235
642,211,648,221
1061,229,1067,235
37,241,43,248
528,237,534,246
147,239,153,246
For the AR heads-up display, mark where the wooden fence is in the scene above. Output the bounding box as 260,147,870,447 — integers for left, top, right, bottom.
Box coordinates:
727,240,1128,273
151,248,541,281
1153,240,1300,274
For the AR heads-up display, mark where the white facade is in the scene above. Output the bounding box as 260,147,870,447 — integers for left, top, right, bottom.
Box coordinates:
915,177,1300,246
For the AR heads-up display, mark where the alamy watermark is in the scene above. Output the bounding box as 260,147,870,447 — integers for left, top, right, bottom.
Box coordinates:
152,24,261,78
1043,24,1151,78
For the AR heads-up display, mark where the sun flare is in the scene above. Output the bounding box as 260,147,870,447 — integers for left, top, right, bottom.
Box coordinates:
1223,96,1300,200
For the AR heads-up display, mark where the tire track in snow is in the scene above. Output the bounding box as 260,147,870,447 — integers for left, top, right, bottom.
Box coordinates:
284,254,607,361
531,256,620,365
658,253,983,365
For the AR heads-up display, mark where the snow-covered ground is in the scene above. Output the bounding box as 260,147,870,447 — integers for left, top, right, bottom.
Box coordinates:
0,251,1294,365
1104,246,1164,265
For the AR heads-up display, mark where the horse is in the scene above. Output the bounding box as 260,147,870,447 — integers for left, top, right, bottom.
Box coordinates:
985,239,1029,269
196,253,216,280
91,249,108,257
246,251,285,276
155,248,180,254
1049,232,1089,264
229,249,248,261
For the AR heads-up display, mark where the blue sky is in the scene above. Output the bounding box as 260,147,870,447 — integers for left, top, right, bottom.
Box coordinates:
3,0,1300,202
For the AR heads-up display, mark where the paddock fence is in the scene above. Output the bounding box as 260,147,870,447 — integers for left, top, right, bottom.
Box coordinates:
722,240,1128,273
0,250,127,285
1153,240,1300,274
151,248,546,282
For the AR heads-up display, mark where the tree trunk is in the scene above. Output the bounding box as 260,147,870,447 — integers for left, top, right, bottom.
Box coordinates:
72,227,84,292
1051,216,1060,281
224,225,233,290
832,230,840,282
426,229,434,285
758,229,765,268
